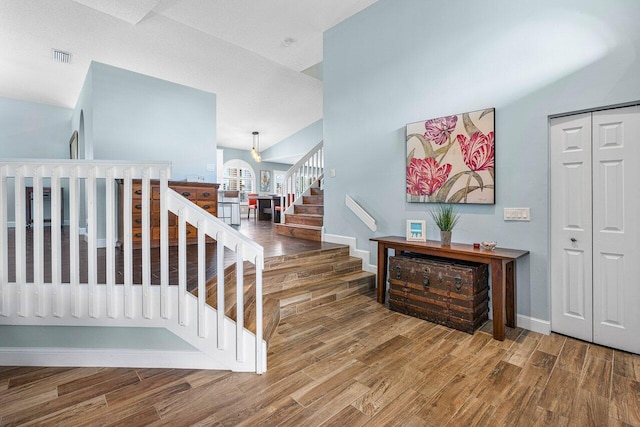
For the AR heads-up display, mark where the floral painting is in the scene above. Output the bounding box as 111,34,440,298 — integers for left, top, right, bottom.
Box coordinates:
406,108,495,204
260,170,271,192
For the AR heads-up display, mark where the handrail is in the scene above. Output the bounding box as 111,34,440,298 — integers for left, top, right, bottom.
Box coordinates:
280,141,323,221
345,194,377,232
0,159,266,373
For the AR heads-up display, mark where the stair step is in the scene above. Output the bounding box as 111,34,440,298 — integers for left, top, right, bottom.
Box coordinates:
261,246,350,272
303,195,323,204
194,245,374,350
274,271,375,319
284,213,323,227
294,204,323,215
310,187,323,196
261,256,364,294
274,223,322,242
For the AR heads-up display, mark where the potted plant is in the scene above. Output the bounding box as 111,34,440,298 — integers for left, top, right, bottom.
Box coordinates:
429,204,460,246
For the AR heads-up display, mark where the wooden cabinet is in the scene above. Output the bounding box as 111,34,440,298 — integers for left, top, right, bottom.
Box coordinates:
388,254,489,334
118,180,219,248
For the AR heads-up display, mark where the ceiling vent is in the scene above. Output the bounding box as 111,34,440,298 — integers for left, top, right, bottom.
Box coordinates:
52,49,71,63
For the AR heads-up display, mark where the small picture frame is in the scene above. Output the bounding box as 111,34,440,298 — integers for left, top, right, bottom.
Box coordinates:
406,219,426,241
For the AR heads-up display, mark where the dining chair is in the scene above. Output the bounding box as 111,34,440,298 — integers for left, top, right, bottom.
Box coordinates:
247,193,258,220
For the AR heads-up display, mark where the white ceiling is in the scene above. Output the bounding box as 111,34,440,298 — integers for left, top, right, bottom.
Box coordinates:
0,0,378,152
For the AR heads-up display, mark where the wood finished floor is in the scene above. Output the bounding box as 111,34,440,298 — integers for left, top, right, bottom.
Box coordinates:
6,218,342,289
1,291,638,426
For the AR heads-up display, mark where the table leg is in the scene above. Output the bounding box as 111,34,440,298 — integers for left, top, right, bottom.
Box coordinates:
505,260,516,328
490,258,505,341
377,244,388,304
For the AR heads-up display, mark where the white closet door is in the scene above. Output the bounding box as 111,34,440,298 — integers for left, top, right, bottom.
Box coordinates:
550,113,593,342
592,105,640,354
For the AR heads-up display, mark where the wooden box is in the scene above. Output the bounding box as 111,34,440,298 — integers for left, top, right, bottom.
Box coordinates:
388,254,489,333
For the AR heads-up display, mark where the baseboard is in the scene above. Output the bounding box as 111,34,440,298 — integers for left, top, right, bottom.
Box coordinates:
323,233,376,273
516,314,551,335
0,347,230,370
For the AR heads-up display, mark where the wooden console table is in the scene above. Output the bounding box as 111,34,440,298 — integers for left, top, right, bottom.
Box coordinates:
370,236,529,341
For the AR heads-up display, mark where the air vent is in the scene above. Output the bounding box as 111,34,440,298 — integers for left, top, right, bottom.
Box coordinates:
52,49,71,63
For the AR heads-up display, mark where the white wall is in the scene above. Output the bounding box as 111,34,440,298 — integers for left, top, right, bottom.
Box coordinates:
323,0,640,321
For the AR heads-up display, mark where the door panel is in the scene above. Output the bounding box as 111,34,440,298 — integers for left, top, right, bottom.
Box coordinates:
592,105,640,354
550,113,593,342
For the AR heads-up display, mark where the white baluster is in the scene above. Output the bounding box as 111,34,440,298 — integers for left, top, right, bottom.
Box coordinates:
160,170,169,319
33,167,45,317
216,230,225,349
142,171,151,319
69,167,80,317
0,167,8,316
51,168,62,317
197,220,206,338
235,244,244,363
255,256,263,374
105,168,116,318
178,208,187,326
123,169,133,318
87,166,98,318
14,168,27,316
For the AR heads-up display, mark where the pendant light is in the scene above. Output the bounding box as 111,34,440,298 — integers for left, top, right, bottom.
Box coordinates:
251,131,262,162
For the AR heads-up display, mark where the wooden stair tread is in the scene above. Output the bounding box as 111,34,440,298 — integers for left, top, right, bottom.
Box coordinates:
261,255,362,279
275,223,322,231
287,213,323,218
266,271,375,301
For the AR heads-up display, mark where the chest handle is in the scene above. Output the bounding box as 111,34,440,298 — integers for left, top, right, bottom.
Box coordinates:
422,267,430,287
395,265,402,279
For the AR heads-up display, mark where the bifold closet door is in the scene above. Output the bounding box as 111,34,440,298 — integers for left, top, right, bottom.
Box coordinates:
591,106,640,354
551,105,640,354
550,112,593,342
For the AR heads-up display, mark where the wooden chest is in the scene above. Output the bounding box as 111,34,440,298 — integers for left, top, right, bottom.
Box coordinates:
388,254,489,333
118,180,219,248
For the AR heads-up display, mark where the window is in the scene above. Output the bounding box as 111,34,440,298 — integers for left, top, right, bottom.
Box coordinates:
223,159,255,202
273,170,286,194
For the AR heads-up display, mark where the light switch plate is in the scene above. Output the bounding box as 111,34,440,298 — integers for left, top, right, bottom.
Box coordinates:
504,208,530,221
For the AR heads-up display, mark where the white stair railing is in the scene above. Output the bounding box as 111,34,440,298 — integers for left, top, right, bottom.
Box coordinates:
0,159,265,373
280,140,324,221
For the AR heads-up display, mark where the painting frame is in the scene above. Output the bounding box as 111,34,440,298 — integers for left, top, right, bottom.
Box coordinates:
259,170,271,193
406,108,495,204
69,130,79,159
406,219,426,242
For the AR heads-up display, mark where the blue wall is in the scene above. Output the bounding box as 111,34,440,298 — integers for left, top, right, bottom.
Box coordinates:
261,119,323,164
0,96,72,159
72,65,94,160
91,62,217,181
0,96,73,222
323,0,640,321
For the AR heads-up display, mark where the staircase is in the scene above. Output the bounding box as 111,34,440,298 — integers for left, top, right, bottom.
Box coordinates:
196,245,375,347
274,185,324,241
